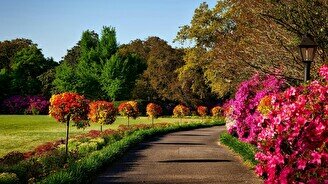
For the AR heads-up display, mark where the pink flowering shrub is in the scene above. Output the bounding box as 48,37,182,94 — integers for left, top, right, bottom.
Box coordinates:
1,95,29,114
223,101,238,136
26,96,49,115
255,65,328,183
1,95,49,114
226,74,286,144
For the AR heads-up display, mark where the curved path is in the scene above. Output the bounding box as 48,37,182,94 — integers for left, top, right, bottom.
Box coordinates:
94,126,262,184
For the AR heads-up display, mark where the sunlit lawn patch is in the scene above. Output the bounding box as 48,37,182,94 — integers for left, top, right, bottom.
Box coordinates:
0,115,206,156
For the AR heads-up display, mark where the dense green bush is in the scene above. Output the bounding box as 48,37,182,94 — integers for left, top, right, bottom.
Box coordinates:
0,172,19,184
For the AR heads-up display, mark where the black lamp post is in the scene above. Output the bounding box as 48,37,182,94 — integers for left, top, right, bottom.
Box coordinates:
298,35,318,82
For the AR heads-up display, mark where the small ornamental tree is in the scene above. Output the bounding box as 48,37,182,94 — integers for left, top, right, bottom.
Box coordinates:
197,106,208,121
88,101,117,132
146,103,162,126
173,104,190,124
49,92,89,156
211,106,222,118
118,101,139,126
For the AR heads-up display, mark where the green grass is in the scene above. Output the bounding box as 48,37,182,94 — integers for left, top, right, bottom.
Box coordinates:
219,132,258,167
0,115,207,157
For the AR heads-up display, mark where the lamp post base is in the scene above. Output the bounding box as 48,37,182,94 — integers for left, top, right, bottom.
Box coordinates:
304,61,312,82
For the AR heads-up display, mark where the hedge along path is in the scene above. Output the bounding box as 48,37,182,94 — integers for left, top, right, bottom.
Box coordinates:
94,125,263,183
40,121,224,184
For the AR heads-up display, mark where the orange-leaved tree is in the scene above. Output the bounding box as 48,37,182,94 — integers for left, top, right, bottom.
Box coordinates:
88,101,117,132
173,104,190,124
118,101,139,126
211,106,222,118
49,92,89,156
197,106,208,121
146,103,162,126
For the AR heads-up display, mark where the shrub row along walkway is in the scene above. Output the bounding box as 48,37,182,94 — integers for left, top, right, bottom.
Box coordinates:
94,126,262,183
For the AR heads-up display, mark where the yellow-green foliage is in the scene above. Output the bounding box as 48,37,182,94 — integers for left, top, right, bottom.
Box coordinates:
0,173,19,184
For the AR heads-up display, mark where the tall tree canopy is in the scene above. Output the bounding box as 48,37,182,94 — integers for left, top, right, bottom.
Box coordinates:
53,26,145,100
176,0,327,98
119,36,216,106
0,39,57,100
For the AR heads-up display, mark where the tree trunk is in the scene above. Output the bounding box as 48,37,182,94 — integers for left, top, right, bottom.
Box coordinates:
65,114,70,158
100,125,103,132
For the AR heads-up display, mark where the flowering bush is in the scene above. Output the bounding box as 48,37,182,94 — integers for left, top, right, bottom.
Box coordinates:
225,74,285,144
173,104,190,124
49,92,89,126
211,106,222,118
222,102,237,135
197,106,208,117
88,101,117,131
118,101,139,125
255,65,328,183
1,95,29,114
173,104,190,118
49,92,89,155
1,95,49,114
146,103,162,125
26,96,49,115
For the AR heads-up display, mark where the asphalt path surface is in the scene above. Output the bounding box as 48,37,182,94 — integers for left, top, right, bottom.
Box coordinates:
94,126,263,184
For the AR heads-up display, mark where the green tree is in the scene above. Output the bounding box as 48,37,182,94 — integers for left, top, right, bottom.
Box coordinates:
53,62,77,93
79,30,100,64
120,36,215,106
75,59,104,99
61,44,81,67
37,68,56,98
53,26,145,101
101,53,145,100
263,0,327,61
0,69,10,102
99,26,118,62
176,0,327,98
10,46,57,95
0,38,33,71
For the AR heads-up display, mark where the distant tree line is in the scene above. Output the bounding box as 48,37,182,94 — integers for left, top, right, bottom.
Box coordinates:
0,26,218,112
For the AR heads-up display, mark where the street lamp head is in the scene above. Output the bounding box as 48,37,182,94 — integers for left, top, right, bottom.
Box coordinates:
298,35,318,62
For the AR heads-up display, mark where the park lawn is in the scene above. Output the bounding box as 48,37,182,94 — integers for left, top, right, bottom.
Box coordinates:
0,115,205,157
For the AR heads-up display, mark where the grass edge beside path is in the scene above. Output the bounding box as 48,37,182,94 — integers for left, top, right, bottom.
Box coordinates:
40,121,225,184
219,132,258,168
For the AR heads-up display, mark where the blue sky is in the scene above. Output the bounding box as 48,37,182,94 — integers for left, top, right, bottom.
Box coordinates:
0,0,217,61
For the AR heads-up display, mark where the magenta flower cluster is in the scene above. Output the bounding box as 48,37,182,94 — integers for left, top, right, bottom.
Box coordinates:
225,65,328,183
1,95,49,114
26,96,50,114
255,66,328,183
225,73,286,144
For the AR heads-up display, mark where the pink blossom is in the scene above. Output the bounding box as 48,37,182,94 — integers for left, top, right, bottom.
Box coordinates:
311,152,322,165
297,159,307,170
319,65,328,80
228,65,328,183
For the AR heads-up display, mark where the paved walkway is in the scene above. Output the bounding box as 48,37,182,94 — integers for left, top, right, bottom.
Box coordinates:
94,126,263,184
